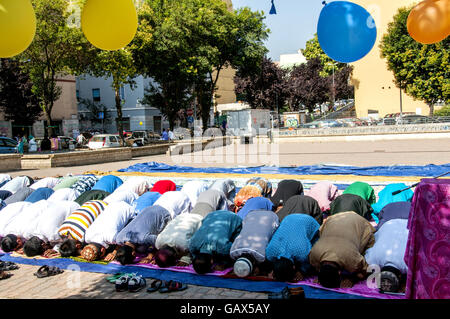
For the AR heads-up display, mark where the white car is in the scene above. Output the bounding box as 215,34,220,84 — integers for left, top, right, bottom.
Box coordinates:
88,134,121,150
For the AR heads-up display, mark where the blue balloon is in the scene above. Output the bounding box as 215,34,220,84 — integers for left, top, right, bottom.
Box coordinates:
317,1,377,63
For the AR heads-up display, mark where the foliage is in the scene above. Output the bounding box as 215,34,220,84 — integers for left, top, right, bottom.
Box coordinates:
16,0,95,136
86,48,138,140
234,57,287,110
301,34,347,77
287,58,331,113
132,0,269,130
380,6,450,115
434,105,450,116
78,97,110,125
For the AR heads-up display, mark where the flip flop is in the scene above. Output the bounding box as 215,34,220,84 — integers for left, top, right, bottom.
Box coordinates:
128,275,146,292
115,274,133,292
0,261,19,271
268,287,291,299
0,270,12,280
106,273,124,283
159,280,188,293
34,265,64,278
34,265,49,278
146,279,164,293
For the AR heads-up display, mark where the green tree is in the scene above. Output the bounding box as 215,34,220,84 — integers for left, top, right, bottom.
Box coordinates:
87,48,138,142
234,56,287,111
301,34,354,106
301,34,347,77
434,105,450,116
380,6,450,115
131,0,194,130
132,0,269,131
16,0,94,137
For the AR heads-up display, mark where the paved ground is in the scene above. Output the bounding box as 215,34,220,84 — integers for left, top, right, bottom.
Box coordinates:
6,138,450,179
0,263,267,299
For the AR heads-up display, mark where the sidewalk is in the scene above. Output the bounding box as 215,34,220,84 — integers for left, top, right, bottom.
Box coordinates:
0,263,267,299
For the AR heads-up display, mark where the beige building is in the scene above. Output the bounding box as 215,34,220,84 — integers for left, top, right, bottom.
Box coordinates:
351,0,429,118
0,75,78,138
214,0,237,109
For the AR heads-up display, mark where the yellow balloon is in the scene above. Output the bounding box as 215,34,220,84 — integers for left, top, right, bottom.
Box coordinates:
139,121,143,125
81,0,138,51
407,0,450,44
0,0,36,58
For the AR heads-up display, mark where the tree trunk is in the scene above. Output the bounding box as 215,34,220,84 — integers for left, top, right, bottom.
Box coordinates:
44,108,53,137
115,88,124,145
429,103,434,116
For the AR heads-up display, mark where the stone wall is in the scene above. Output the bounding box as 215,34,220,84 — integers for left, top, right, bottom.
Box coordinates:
169,136,232,155
130,143,171,158
0,154,22,172
21,148,133,169
274,123,450,137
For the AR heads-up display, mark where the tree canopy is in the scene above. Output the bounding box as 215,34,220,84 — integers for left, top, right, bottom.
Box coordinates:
16,0,95,136
131,0,269,130
234,56,287,111
0,59,42,126
380,6,449,115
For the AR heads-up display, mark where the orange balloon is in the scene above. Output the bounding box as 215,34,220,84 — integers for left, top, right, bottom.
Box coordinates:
407,0,450,44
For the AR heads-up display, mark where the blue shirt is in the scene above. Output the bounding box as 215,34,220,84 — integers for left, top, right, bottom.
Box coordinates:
24,187,54,203
115,205,172,245
266,214,320,265
134,192,162,214
92,175,123,193
161,131,168,141
371,183,413,214
237,197,274,220
189,210,242,258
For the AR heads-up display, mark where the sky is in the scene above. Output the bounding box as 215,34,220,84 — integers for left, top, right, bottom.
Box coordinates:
231,0,331,62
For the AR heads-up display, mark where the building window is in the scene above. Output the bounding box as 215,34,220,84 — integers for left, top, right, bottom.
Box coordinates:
76,89,80,102
92,88,101,102
119,86,125,100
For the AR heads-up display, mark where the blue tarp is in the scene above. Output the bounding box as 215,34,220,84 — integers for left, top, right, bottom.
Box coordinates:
119,162,450,177
0,254,366,299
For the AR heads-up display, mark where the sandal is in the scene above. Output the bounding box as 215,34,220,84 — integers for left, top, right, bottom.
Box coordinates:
0,270,12,280
128,275,146,292
268,287,291,299
159,280,188,293
34,265,64,278
106,273,125,283
147,279,164,293
0,261,19,271
115,274,133,292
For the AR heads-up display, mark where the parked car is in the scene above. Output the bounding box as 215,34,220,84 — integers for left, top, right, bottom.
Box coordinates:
125,130,161,146
318,120,344,128
58,136,76,150
397,114,434,124
0,137,18,154
88,134,122,150
301,121,321,129
382,112,415,125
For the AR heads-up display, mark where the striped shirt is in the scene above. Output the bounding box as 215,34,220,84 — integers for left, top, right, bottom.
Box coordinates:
58,200,107,242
